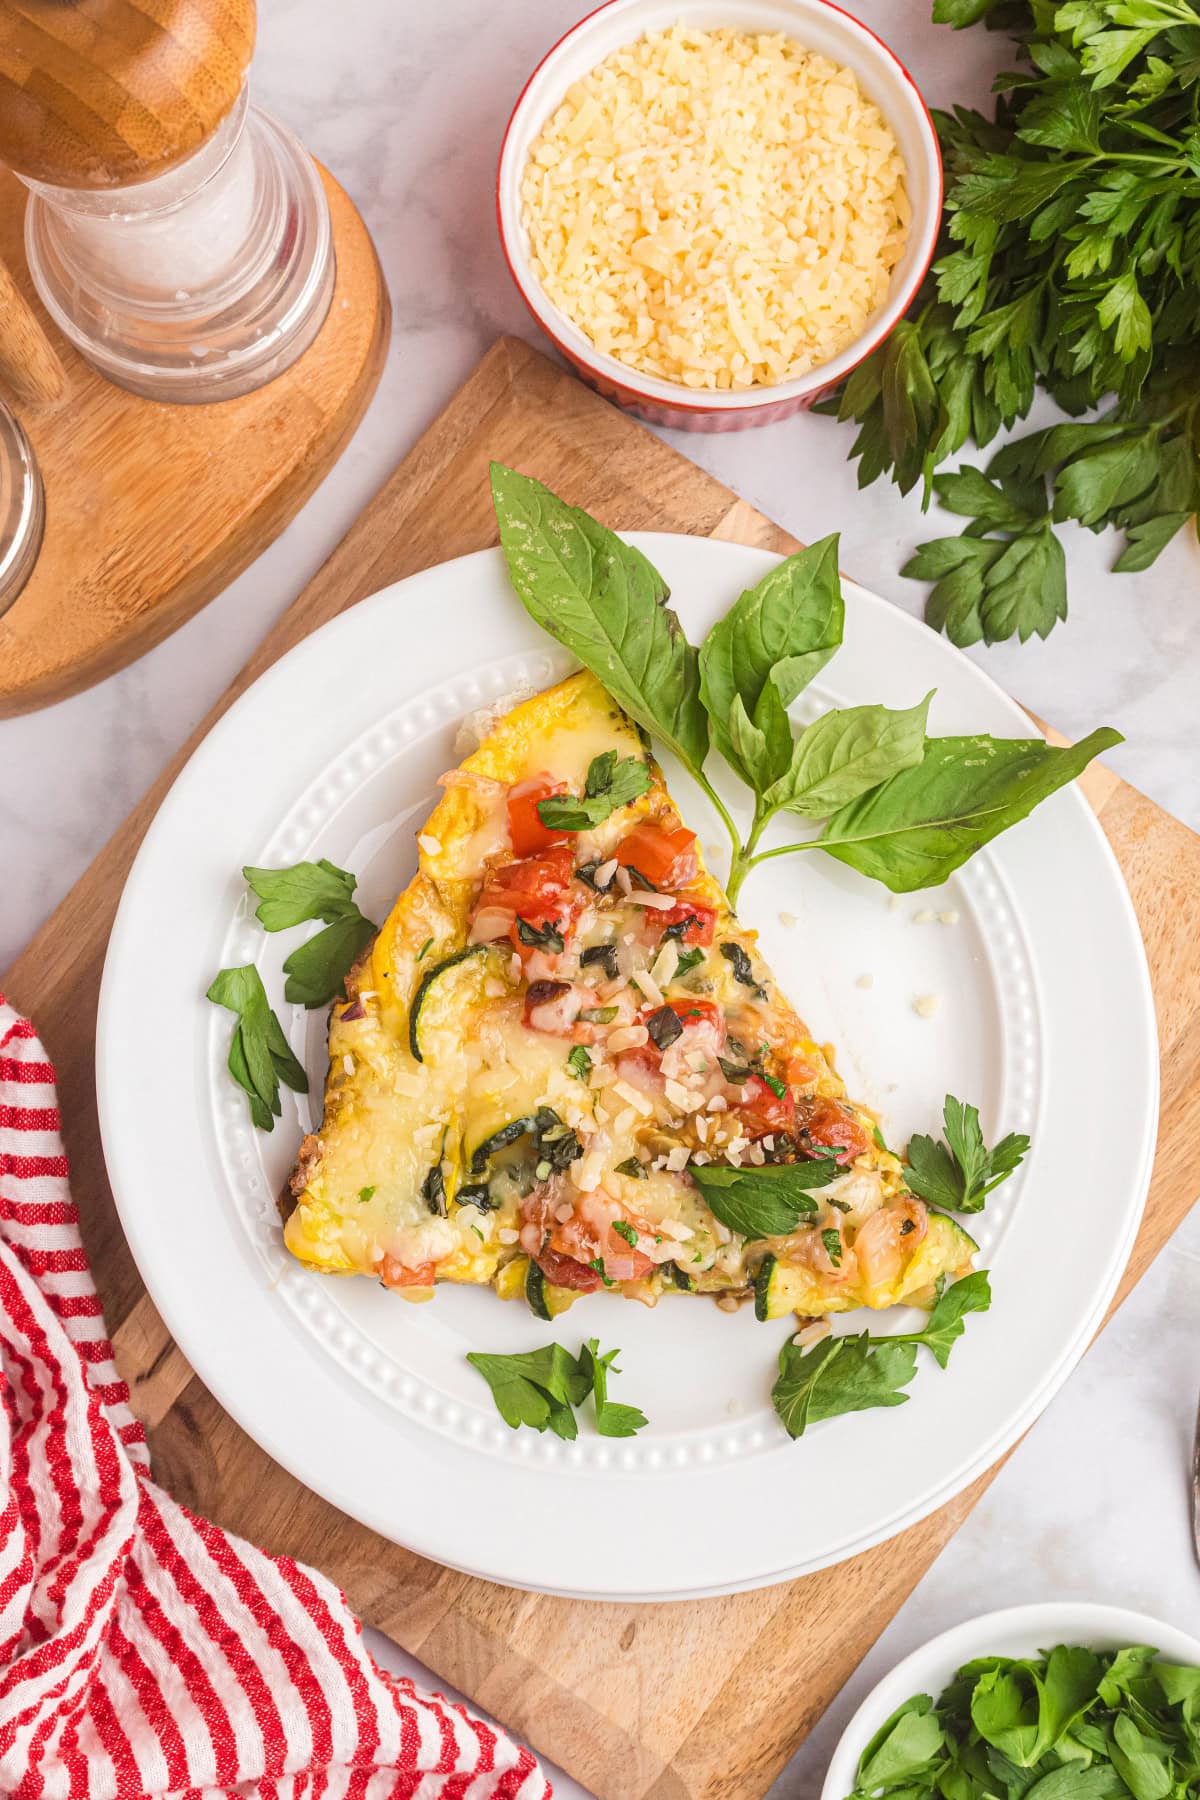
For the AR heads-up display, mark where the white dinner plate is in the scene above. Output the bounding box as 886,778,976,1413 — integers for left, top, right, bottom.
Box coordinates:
97,535,1157,1601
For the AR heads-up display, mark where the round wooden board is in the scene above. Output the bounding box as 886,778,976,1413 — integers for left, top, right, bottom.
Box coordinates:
0,162,390,717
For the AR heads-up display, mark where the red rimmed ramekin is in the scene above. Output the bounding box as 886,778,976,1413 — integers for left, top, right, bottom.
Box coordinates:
497,0,943,431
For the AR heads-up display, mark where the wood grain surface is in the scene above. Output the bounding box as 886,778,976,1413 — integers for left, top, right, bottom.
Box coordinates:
0,253,65,408
0,0,255,187
0,162,390,715
3,337,1196,1800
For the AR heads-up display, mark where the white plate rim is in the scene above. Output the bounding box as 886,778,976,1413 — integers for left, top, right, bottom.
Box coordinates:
95,535,1159,1601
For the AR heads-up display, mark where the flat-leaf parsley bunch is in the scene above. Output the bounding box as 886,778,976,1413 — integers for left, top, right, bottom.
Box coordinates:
822,0,1200,646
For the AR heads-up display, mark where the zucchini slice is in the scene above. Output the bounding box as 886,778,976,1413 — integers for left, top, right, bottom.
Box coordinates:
525,1259,578,1320
408,946,486,1062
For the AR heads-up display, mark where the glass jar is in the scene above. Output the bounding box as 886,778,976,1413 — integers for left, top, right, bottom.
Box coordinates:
0,404,44,618
22,88,335,404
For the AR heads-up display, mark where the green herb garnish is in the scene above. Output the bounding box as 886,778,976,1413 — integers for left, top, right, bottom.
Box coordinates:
207,965,307,1132
490,466,1117,903
821,1227,843,1267
467,1339,647,1438
243,860,376,1008
905,1095,1030,1214
823,6,1200,645
612,1219,639,1246
537,751,653,831
567,1045,592,1081
841,1636,1200,1800
773,1271,992,1439
357,1185,376,1203
689,1159,841,1240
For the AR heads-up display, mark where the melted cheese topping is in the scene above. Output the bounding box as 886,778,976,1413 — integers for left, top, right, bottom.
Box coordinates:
285,671,970,1315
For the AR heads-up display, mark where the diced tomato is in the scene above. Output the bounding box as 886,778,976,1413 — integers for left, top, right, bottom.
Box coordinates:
656,900,716,946
615,823,698,890
507,774,569,858
536,1246,604,1291
739,1073,797,1137
663,998,723,1035
474,845,578,958
380,1255,437,1289
795,1095,871,1164
785,1050,819,1088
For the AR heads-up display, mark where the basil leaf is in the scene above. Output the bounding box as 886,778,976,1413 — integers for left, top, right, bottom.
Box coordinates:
537,754,651,829
698,536,844,785
243,858,360,931
763,694,932,819
282,911,377,1008
491,463,708,773
689,1160,840,1238
906,1096,1030,1214
818,729,1122,893
772,1332,917,1440
208,964,308,1134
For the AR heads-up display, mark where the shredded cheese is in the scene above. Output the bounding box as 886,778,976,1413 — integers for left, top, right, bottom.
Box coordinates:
522,27,909,391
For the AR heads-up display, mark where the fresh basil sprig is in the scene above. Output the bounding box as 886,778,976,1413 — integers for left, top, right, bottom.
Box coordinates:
772,1270,992,1438
536,751,652,830
906,1095,1030,1214
206,964,307,1132
689,1159,842,1238
467,1338,647,1439
490,466,1119,905
243,859,376,1008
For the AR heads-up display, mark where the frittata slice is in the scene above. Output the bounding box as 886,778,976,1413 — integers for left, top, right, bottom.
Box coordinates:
284,671,974,1317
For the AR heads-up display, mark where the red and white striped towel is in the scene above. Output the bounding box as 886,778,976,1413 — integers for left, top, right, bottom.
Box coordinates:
0,997,550,1800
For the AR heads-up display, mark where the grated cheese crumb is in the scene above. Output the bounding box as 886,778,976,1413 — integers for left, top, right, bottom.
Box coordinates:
912,993,941,1019
417,834,441,856
856,972,874,989
939,909,961,926
778,910,798,929
521,27,909,393
913,908,936,925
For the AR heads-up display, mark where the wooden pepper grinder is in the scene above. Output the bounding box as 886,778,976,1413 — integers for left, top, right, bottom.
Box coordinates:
0,0,335,401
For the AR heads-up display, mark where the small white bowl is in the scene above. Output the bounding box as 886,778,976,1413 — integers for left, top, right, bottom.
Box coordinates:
822,1603,1200,1800
497,0,943,431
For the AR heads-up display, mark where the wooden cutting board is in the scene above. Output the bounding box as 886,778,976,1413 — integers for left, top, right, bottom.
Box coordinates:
4,336,1198,1800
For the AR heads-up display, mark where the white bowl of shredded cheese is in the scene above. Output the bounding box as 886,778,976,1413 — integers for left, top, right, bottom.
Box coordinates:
498,0,942,428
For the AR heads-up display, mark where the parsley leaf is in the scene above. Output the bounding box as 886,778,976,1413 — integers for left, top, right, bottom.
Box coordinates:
537,753,652,830
243,859,377,1009
689,1160,841,1239
773,1333,918,1439
207,965,307,1132
772,1271,992,1438
906,1096,1030,1213
580,1339,648,1437
466,1343,593,1437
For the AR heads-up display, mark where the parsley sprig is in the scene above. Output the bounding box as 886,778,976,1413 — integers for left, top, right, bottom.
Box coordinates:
467,1339,648,1438
823,2,1200,644
906,1094,1031,1214
206,965,307,1132
491,465,1118,904
772,1271,992,1438
244,859,376,1008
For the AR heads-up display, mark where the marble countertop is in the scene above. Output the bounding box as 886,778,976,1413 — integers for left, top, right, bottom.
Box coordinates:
2,2,1197,1794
